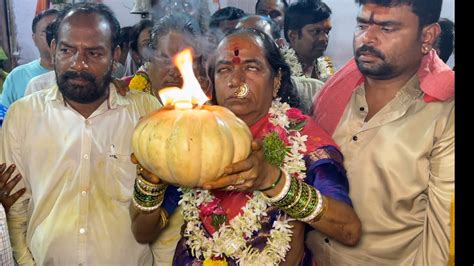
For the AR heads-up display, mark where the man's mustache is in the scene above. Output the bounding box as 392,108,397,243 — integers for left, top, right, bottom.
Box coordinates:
62,71,95,83
356,45,385,60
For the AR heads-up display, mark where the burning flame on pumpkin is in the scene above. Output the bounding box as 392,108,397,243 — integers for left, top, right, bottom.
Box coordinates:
158,48,209,109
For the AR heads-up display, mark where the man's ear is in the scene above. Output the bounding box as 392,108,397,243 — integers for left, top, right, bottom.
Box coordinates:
113,45,121,62
421,23,441,54
288,30,298,45
32,33,39,47
50,39,57,59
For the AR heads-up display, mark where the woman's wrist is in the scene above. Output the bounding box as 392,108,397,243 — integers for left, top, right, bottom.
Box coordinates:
133,173,168,213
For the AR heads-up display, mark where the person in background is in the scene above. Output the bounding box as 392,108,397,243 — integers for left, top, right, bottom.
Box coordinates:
310,0,454,264
0,9,59,108
129,20,153,73
236,15,282,46
123,20,154,77
111,26,133,78
118,26,133,66
0,47,9,94
24,17,60,96
255,0,288,33
208,7,246,48
209,7,247,35
138,13,212,100
434,17,454,64
283,0,334,81
2,3,160,264
151,0,211,33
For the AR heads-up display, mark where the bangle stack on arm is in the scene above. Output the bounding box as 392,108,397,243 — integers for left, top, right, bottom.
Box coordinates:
263,169,328,223
132,170,168,213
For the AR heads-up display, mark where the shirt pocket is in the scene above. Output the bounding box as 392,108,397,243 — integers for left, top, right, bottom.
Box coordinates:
103,151,136,203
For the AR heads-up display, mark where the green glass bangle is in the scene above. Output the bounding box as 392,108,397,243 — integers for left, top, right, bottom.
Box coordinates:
260,169,283,192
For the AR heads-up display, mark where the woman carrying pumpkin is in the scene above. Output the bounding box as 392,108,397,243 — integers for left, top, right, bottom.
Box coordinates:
130,28,361,265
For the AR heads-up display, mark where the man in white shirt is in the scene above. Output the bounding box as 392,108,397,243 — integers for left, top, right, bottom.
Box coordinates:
2,3,160,265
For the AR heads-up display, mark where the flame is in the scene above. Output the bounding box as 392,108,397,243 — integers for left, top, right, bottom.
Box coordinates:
158,48,209,109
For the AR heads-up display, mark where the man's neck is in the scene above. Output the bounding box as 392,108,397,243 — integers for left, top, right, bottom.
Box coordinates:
39,57,53,70
64,90,109,119
296,53,315,69
363,71,416,121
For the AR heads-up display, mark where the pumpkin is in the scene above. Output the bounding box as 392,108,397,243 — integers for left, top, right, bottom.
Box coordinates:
132,105,253,187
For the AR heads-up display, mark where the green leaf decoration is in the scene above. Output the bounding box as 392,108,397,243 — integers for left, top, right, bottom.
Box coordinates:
289,120,306,131
211,214,227,231
263,132,289,167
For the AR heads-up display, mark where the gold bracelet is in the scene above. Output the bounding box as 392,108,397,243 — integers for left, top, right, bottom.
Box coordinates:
158,208,170,229
312,196,329,222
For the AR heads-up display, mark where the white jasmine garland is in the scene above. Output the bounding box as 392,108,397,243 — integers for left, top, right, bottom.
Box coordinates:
280,47,303,77
280,47,334,81
179,99,309,265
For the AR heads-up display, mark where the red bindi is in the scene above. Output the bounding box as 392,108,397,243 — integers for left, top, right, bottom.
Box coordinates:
232,48,241,64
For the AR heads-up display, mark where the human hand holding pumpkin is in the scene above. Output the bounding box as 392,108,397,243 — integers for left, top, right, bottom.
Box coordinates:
202,139,281,194
130,153,163,184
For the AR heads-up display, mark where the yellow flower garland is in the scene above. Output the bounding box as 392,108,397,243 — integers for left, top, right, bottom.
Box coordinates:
129,72,150,92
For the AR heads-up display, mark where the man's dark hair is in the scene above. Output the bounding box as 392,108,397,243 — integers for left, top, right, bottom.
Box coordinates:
119,26,133,49
435,18,454,63
151,13,202,49
284,1,332,42
130,20,153,52
54,3,121,49
209,7,246,29
255,0,289,12
32,8,60,33
209,28,302,109
45,18,60,48
354,0,442,27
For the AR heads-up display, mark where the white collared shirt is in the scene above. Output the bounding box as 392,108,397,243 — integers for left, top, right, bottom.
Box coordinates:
2,84,161,265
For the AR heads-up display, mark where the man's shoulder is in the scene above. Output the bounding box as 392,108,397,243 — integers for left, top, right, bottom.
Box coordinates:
7,59,40,76
30,70,55,83
10,87,52,110
122,90,162,111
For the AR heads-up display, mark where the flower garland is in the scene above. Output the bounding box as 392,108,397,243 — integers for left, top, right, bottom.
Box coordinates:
280,47,303,77
128,62,152,93
280,47,334,81
180,99,308,265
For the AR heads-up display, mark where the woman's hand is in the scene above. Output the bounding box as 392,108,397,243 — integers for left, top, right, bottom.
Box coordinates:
112,78,129,96
202,139,281,192
130,153,161,184
0,163,26,213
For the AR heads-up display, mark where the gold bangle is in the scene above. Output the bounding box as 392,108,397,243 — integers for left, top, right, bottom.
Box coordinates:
158,208,170,229
312,196,328,222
